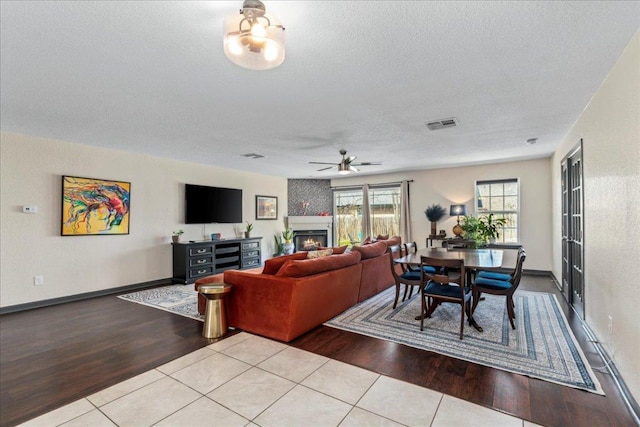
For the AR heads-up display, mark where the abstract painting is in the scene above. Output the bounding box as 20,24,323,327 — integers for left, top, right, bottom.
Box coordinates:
61,175,131,236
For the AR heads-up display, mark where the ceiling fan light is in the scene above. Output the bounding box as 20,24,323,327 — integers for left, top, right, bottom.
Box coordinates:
223,1,285,70
338,163,351,174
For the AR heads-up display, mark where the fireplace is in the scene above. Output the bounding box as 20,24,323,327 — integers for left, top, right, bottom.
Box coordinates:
286,216,334,250
294,230,328,252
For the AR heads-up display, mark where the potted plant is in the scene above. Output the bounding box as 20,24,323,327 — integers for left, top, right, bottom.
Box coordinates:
172,229,184,243
274,233,284,256
459,216,483,247
282,228,295,254
424,204,446,237
244,222,253,238
478,213,507,244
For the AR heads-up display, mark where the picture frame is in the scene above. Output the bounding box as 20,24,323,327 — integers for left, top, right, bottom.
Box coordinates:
255,195,277,220
61,175,131,236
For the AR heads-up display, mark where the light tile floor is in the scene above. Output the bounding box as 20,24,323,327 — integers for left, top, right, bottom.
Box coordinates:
19,332,544,427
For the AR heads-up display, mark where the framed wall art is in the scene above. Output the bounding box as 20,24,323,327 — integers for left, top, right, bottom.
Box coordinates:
61,175,131,236
255,195,277,220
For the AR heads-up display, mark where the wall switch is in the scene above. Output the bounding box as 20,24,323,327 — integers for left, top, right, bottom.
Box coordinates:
34,275,44,286
23,206,38,213
608,316,613,334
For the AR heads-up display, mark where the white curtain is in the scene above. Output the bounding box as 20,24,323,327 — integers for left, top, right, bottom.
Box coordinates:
400,180,411,244
361,184,372,240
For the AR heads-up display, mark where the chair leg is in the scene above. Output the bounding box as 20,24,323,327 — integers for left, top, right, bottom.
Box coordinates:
420,294,426,331
408,286,414,299
402,284,409,302
507,296,516,329
459,302,465,340
393,283,400,309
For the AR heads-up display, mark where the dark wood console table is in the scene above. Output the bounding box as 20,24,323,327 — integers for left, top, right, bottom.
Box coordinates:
172,237,262,284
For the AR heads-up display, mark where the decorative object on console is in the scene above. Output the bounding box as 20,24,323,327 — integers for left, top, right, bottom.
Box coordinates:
273,233,284,256
244,221,253,238
256,195,277,220
210,233,222,241
301,200,310,216
424,204,446,238
172,229,184,243
449,204,467,238
223,0,285,71
61,175,131,236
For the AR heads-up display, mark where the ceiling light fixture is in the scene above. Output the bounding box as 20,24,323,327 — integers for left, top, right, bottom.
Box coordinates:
338,163,351,175
223,0,285,70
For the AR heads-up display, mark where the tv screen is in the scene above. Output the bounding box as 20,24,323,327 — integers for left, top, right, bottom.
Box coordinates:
185,184,243,224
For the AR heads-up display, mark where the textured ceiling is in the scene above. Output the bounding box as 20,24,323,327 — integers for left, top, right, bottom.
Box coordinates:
1,1,639,178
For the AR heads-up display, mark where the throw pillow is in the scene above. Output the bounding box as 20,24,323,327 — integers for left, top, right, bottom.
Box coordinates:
276,251,362,278
262,252,308,275
361,236,372,245
316,245,348,254
307,248,333,259
351,240,387,259
376,234,389,240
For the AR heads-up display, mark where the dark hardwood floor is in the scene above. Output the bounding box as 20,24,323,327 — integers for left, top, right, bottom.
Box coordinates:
1,275,636,427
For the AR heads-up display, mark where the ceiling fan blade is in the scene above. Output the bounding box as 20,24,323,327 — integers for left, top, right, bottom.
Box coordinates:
349,166,360,173
316,166,334,172
351,162,382,166
346,155,357,163
309,161,338,165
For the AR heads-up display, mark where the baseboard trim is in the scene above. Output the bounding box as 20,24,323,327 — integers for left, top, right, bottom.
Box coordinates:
0,278,173,315
581,322,640,425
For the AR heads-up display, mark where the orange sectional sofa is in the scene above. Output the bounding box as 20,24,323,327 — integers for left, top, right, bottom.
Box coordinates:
194,237,400,342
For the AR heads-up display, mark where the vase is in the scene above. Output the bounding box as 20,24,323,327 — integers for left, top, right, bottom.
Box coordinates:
172,235,180,243
283,241,295,255
430,222,437,238
245,232,250,238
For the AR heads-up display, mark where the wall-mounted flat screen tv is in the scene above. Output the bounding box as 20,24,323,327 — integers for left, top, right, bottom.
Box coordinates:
185,184,243,224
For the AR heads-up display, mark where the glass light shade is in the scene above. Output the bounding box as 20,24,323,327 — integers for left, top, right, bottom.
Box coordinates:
223,11,285,70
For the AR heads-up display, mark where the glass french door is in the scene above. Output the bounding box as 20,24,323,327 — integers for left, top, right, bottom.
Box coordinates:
561,140,584,318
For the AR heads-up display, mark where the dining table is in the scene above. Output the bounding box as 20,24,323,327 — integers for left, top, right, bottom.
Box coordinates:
394,247,504,332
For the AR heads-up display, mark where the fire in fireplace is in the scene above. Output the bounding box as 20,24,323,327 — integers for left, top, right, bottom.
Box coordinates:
294,230,328,252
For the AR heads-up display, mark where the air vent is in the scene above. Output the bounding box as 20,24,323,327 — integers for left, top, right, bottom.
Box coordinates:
241,153,265,159
426,117,458,130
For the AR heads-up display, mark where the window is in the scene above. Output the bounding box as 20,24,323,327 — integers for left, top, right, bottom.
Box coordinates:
334,185,401,246
475,178,519,243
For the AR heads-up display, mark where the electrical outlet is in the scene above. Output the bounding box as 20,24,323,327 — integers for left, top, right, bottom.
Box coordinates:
34,275,44,286
608,316,613,334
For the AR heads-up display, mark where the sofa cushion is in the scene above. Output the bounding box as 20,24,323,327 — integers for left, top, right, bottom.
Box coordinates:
276,251,362,278
379,236,401,247
307,248,333,259
317,245,348,255
351,240,387,260
263,252,309,275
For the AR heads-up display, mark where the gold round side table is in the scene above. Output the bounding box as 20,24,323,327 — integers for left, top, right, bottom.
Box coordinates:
198,283,233,339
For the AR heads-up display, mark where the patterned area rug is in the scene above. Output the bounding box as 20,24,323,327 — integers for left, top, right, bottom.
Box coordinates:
118,285,204,322
324,286,603,395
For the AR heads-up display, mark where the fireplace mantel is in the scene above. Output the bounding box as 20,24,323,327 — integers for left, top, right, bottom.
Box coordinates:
286,216,333,247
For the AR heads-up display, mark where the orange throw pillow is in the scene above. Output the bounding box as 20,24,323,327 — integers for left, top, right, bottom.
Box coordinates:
276,251,362,277
262,252,308,275
316,245,349,254
351,240,387,259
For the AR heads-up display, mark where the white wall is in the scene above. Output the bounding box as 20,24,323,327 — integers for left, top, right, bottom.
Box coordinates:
332,157,552,271
551,31,640,402
0,132,288,308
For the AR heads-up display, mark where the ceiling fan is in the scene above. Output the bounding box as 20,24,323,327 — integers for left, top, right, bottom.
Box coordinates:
309,149,382,174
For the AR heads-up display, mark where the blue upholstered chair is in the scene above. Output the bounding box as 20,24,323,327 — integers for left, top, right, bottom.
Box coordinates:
389,244,422,309
403,242,437,300
476,247,525,282
472,249,526,329
419,256,472,340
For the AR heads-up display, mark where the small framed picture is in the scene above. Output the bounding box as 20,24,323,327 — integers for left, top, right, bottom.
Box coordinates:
256,195,277,220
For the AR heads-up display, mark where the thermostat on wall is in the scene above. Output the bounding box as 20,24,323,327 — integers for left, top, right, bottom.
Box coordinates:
22,206,38,213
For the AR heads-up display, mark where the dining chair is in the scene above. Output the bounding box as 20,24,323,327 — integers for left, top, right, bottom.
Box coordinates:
420,256,472,339
388,244,422,309
472,249,526,329
403,242,438,300
476,247,526,281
